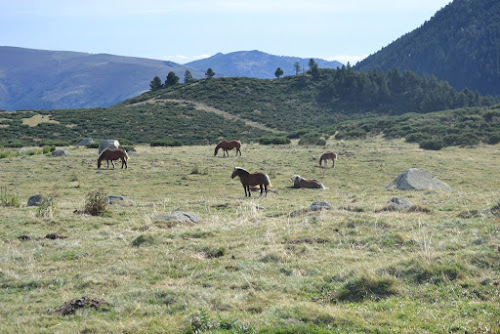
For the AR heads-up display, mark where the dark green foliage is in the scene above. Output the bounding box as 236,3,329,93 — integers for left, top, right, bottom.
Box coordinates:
165,71,179,87
205,68,215,79
275,67,284,78
419,139,444,151
150,76,163,91
184,70,194,83
336,275,398,302
356,0,500,97
0,186,21,207
150,140,183,147
298,133,326,146
258,136,291,145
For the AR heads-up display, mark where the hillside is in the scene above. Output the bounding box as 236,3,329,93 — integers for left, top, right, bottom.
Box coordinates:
186,50,342,78
355,0,500,97
0,72,497,148
0,47,204,111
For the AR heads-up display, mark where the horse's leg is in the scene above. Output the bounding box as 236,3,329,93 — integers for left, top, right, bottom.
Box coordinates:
247,185,251,197
264,184,268,197
106,160,110,169
124,159,127,169
111,160,115,169
259,185,263,197
332,159,335,168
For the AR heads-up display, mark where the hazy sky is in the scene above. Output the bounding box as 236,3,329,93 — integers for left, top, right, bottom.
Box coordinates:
1,0,453,65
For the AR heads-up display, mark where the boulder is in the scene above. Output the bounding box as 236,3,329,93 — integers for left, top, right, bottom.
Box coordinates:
51,149,70,156
309,201,332,211
105,195,125,203
76,137,93,146
98,139,120,154
386,168,451,190
152,211,200,224
27,194,43,206
388,197,412,209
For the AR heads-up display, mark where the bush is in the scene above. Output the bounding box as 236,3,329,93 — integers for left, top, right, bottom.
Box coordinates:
83,190,108,216
36,196,56,218
150,140,183,147
258,136,291,145
486,134,500,145
336,274,398,302
298,133,326,146
131,235,155,247
0,186,21,207
419,139,443,150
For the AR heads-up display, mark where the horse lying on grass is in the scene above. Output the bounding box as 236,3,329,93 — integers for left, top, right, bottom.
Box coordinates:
319,152,337,168
215,140,241,157
97,148,129,169
291,175,325,189
231,167,271,197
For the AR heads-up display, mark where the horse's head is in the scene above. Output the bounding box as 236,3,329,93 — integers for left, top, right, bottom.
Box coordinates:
291,175,302,183
231,167,248,178
97,159,101,169
231,167,238,178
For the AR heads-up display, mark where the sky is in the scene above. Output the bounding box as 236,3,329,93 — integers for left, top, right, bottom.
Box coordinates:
0,0,453,65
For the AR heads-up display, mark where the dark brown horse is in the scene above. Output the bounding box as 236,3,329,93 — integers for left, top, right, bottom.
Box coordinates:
319,152,337,168
215,140,241,157
97,148,129,169
231,167,271,197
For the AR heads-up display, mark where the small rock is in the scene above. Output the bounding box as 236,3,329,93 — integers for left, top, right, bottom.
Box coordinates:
51,149,70,156
27,194,43,206
152,211,200,224
309,201,332,211
388,197,412,209
18,235,31,241
105,195,125,203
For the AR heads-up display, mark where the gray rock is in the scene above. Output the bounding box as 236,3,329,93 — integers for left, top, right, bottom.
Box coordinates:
386,168,452,190
27,194,43,206
309,201,332,211
388,197,412,209
152,211,200,224
105,195,125,203
51,149,70,156
98,139,120,154
76,137,93,146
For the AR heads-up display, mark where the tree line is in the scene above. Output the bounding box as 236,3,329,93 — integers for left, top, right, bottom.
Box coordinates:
150,68,216,91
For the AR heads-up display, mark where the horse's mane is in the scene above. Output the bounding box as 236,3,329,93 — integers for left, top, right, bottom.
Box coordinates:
234,167,249,174
97,148,111,160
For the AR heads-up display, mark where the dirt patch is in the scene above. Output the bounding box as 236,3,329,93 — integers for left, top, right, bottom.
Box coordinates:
45,233,67,240
18,235,31,241
21,114,60,127
55,296,110,315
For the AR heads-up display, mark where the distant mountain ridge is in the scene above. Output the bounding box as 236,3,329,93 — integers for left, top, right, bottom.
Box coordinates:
0,46,204,110
186,50,343,78
355,0,500,97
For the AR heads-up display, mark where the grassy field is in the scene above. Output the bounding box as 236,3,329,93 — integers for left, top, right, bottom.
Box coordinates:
0,138,499,333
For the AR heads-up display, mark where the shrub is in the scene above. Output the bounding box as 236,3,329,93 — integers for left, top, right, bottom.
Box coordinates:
0,186,21,207
36,196,56,218
258,136,291,145
150,140,183,147
419,139,443,150
42,146,56,154
336,274,398,302
83,190,108,216
298,133,326,146
486,134,500,145
131,235,155,247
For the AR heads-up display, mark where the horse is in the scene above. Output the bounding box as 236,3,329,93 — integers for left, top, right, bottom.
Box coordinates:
291,175,325,189
214,140,241,157
97,148,129,169
231,167,271,197
319,152,337,168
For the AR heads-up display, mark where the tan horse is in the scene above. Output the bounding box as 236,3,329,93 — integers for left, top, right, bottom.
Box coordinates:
291,175,325,189
231,167,271,197
97,148,129,169
319,152,337,168
215,140,241,157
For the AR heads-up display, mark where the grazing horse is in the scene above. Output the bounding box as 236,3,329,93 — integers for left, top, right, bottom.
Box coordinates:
231,167,271,197
97,148,129,169
215,140,241,157
319,152,337,168
291,175,325,189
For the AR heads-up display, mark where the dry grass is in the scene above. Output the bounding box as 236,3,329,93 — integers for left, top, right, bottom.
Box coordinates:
0,138,499,333
21,114,60,127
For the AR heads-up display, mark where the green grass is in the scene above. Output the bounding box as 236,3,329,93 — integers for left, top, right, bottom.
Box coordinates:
0,138,499,333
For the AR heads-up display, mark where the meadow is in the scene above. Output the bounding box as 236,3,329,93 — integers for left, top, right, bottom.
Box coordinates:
0,138,499,333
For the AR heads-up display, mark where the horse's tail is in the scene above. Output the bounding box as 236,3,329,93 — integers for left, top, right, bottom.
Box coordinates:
264,174,272,187
124,150,130,160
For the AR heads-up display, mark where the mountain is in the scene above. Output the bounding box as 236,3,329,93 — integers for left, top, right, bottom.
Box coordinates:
355,0,500,97
0,46,204,111
185,50,342,78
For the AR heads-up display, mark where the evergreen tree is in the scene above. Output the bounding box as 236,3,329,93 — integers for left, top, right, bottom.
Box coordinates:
149,76,163,91
293,62,301,75
274,67,284,78
205,68,215,79
308,59,319,80
184,70,194,83
165,71,180,87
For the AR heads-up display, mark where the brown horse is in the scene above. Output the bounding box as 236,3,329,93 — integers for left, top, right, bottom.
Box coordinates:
231,167,271,197
291,175,325,189
97,148,129,169
319,152,337,168
215,140,241,157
